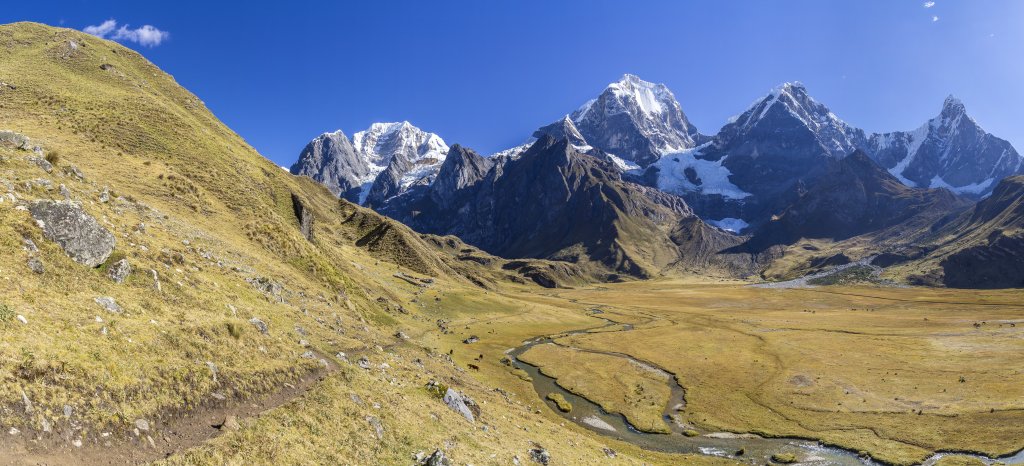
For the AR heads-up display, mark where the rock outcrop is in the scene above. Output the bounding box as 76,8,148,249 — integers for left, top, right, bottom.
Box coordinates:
290,193,314,241
29,200,115,267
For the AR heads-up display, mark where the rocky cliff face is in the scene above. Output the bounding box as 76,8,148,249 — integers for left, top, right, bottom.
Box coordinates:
289,131,370,202
291,122,447,205
742,151,969,251
378,136,744,277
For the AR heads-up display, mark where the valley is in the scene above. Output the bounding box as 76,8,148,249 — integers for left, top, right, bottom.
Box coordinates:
0,17,1022,466
430,280,1024,465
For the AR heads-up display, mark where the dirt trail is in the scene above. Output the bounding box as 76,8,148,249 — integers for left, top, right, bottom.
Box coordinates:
0,352,341,466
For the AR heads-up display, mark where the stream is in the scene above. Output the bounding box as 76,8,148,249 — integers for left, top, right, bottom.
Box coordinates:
507,315,1024,466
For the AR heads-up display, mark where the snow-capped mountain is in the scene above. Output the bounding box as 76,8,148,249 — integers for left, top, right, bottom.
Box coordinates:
649,82,1024,227
866,96,1022,197
356,122,449,207
650,82,870,226
549,74,705,167
291,121,448,205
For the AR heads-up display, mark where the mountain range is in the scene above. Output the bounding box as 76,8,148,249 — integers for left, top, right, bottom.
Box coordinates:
292,74,1024,286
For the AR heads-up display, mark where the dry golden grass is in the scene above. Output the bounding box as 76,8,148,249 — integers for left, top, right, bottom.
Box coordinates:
545,281,1024,465
0,22,735,466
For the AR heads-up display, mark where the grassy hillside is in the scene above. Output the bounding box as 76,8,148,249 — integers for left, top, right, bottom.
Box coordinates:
0,22,727,465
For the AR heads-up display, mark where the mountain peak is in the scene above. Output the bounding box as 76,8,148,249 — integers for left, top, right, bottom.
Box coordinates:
566,74,702,166
603,74,672,116
941,94,967,116
771,81,807,97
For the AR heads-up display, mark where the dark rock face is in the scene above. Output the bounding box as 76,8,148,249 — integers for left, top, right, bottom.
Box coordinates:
378,136,741,277
651,82,870,227
29,200,115,267
742,151,969,250
290,193,314,241
290,131,369,202
867,97,1022,198
532,116,589,148
428,145,494,210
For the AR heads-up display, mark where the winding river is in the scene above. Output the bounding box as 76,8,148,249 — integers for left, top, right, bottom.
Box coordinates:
507,316,1024,466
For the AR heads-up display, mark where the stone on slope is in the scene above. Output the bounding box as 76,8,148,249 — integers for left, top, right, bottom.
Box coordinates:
442,388,476,423
29,200,115,267
107,258,131,283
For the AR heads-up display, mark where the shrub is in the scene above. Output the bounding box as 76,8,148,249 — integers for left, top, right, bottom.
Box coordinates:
0,304,14,323
45,150,60,165
226,322,243,339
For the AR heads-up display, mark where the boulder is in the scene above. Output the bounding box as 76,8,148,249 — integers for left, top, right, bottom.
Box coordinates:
529,446,550,465
365,416,384,440
248,318,269,335
94,297,121,313
27,257,44,274
420,450,450,466
28,156,53,173
442,388,476,423
29,200,115,267
215,415,240,431
107,258,131,283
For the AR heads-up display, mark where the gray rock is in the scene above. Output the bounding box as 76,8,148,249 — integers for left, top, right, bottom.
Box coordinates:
20,390,33,414
94,297,121,313
59,184,71,199
217,415,240,431
529,446,550,465
300,351,315,359
134,418,149,432
29,200,115,267
22,237,38,253
442,388,476,423
64,165,85,180
28,156,53,173
107,258,131,283
463,335,479,344
0,131,30,149
420,449,450,466
206,361,219,383
365,415,384,440
290,193,314,241
247,277,283,300
290,130,372,202
27,257,44,274
249,318,269,335
357,356,371,370
150,269,161,292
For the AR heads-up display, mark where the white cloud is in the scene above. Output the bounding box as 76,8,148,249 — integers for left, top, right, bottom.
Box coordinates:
83,19,117,37
932,15,940,22
924,1,936,7
83,19,169,47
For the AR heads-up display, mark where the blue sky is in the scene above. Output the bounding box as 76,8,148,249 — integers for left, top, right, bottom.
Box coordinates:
5,1,1024,166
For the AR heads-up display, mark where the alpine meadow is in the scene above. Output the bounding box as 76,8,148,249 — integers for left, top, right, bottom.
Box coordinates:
0,2,1023,466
